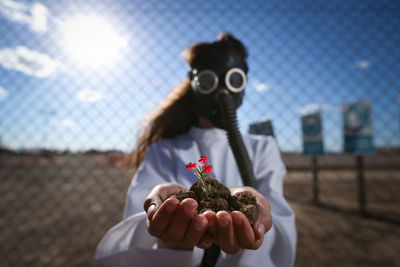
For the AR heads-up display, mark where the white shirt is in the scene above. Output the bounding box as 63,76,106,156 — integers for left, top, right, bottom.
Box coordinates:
95,126,297,267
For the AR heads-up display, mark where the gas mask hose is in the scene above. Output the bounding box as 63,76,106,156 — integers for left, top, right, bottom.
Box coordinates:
216,90,256,188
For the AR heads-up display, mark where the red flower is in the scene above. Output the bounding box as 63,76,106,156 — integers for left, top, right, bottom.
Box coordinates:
201,164,213,174
199,155,208,164
185,162,197,171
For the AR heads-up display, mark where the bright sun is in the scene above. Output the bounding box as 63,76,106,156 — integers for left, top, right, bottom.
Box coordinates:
62,15,128,68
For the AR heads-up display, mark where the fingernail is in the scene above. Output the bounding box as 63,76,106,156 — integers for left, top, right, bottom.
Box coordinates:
193,219,205,231
183,200,197,214
204,212,215,227
218,214,229,228
166,199,178,212
147,205,156,218
232,213,242,226
257,223,265,235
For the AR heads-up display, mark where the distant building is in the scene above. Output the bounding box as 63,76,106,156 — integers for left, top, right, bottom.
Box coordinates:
249,120,275,137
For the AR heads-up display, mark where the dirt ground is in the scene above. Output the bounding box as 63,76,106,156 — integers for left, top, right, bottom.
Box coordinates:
0,154,399,267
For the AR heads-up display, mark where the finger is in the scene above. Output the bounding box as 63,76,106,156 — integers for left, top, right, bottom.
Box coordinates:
253,201,272,241
216,211,240,254
252,219,269,241
147,197,180,237
144,197,157,214
203,211,218,237
144,183,188,212
229,187,272,242
146,204,157,220
157,183,188,201
197,233,214,249
231,211,261,249
182,214,208,248
164,198,198,244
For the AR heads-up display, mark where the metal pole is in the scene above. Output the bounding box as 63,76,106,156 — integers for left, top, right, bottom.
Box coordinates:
356,155,366,215
311,156,319,204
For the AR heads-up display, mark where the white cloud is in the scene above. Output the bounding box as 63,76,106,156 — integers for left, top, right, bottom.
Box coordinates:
252,80,270,92
0,0,48,33
77,89,103,102
355,60,370,69
297,103,331,115
0,86,9,99
0,46,59,78
60,119,76,128
62,14,129,68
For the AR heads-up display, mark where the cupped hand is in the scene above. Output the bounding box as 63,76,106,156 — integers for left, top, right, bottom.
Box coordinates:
143,183,210,250
201,186,272,254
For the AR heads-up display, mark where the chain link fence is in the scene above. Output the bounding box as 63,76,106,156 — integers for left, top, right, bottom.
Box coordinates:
1,0,400,266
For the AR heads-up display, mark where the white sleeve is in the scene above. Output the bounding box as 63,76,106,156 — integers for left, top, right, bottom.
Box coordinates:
94,143,203,266
253,136,297,267
94,212,203,267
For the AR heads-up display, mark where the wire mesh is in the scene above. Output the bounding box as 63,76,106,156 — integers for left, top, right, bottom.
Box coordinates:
1,0,400,266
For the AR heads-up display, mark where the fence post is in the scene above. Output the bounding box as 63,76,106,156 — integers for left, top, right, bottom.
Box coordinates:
311,156,319,204
356,155,367,215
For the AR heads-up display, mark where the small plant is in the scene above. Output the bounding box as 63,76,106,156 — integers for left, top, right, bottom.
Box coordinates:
185,155,213,196
176,155,257,223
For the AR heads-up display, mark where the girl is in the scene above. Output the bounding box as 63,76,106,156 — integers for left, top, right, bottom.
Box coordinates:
95,33,296,267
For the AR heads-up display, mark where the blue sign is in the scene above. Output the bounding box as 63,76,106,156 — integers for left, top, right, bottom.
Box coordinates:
249,120,274,137
301,113,324,156
342,101,374,153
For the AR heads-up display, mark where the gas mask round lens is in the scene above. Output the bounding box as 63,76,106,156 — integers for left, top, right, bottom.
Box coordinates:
225,68,247,93
192,70,219,94
191,68,246,95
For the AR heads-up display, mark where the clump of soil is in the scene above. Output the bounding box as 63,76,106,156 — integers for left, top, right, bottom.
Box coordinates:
172,176,258,225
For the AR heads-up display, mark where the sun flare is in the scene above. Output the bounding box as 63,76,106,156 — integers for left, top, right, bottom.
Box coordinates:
62,15,128,68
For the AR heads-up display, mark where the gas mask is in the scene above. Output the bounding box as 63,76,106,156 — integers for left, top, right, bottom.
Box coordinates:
189,50,256,188
189,51,247,129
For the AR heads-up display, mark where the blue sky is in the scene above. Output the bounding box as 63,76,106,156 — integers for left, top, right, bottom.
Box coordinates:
0,0,399,152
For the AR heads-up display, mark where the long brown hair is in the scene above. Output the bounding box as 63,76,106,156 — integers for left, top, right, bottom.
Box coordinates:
127,32,248,172
127,79,196,172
